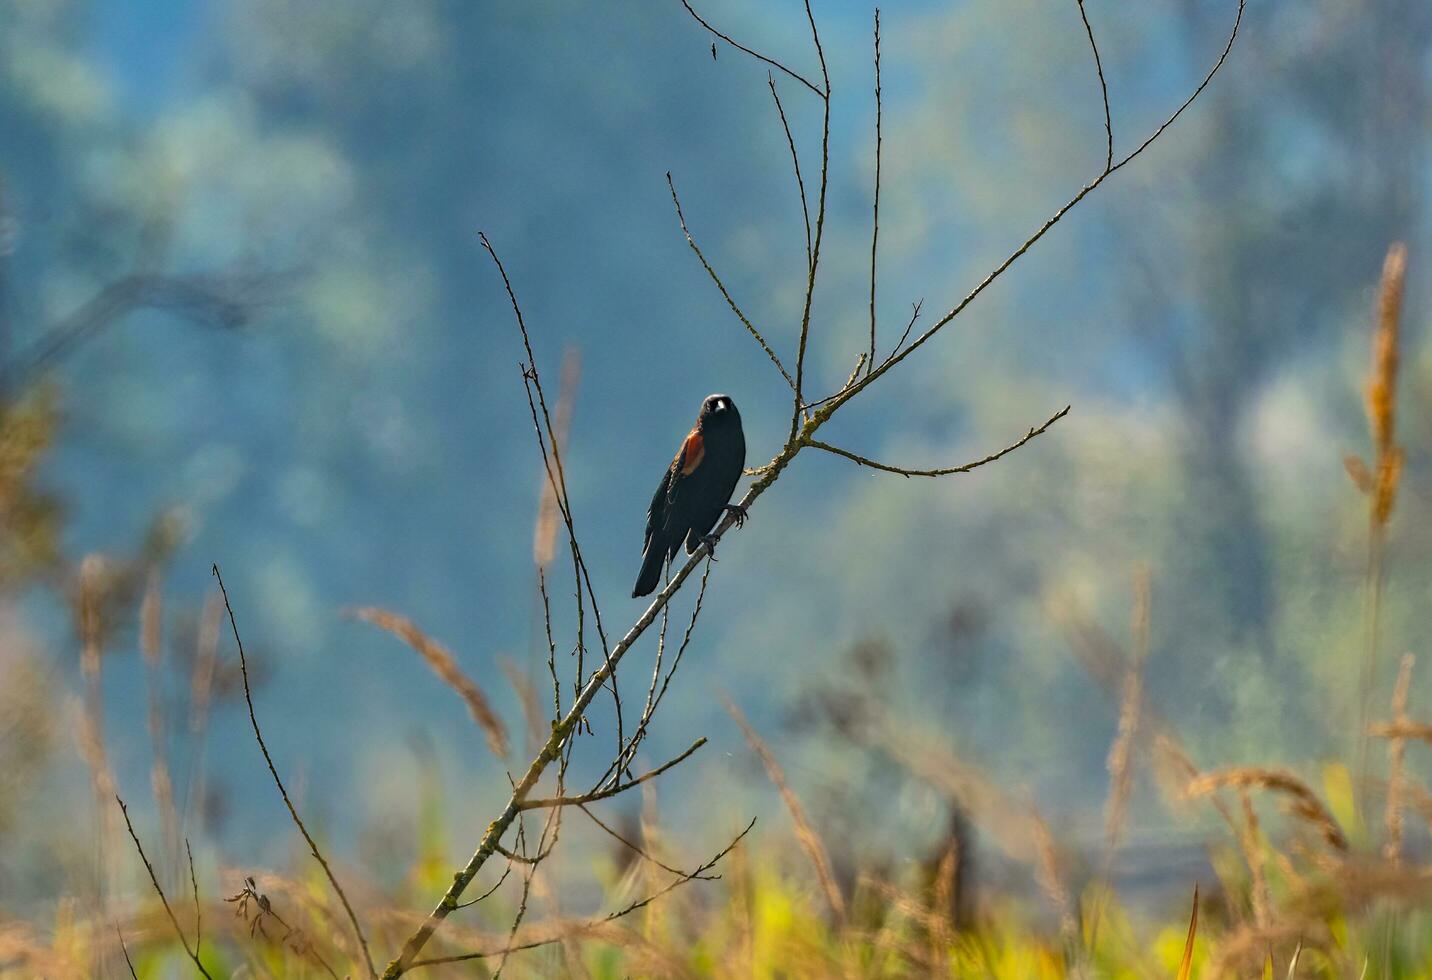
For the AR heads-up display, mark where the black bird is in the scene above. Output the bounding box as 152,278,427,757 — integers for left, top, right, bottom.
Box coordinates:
632,393,747,597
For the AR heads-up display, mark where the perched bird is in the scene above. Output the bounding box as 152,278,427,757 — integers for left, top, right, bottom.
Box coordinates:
632,393,747,598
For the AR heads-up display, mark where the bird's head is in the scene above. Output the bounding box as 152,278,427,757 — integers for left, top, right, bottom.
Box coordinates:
699,393,740,429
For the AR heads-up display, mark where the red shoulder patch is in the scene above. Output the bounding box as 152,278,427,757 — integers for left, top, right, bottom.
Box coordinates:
679,429,705,475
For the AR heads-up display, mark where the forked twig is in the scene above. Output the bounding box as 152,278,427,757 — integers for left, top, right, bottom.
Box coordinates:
115,794,213,979
406,817,755,972
681,0,821,96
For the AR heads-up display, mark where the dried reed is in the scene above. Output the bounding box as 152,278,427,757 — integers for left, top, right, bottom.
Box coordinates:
349,607,508,758
723,697,847,926
1185,768,1347,852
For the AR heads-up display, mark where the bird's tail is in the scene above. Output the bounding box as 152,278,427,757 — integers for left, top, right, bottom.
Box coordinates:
632,539,666,598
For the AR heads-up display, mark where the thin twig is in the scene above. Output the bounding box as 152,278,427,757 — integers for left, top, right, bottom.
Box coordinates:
1075,0,1113,172
667,174,795,391
117,927,139,979
186,838,202,951
807,405,1069,478
578,804,713,879
867,8,883,374
115,794,213,979
768,73,812,269
790,0,832,441
680,0,822,96
518,739,707,811
454,862,515,909
885,299,922,365
212,565,376,979
603,558,715,789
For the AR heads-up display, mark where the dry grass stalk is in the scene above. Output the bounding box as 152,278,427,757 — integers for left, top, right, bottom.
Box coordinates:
1215,776,1346,863
181,590,222,840
1053,599,1243,839
499,655,545,751
532,347,580,569
1366,242,1406,527
1029,807,1077,946
929,844,957,965
1105,568,1150,848
1368,720,1432,743
350,606,508,758
723,697,847,926
140,572,180,879
1356,242,1408,798
1208,921,1327,979
1383,653,1415,866
1087,570,1152,950
1399,780,1432,835
76,555,121,914
1185,768,1347,851
1237,788,1270,927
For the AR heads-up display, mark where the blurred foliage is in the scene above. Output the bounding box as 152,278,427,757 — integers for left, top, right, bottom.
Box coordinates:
0,386,62,587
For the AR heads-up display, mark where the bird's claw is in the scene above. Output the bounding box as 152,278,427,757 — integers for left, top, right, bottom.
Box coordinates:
723,504,749,529
700,533,721,559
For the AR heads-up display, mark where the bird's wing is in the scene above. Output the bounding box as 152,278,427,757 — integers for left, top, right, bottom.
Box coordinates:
645,428,698,537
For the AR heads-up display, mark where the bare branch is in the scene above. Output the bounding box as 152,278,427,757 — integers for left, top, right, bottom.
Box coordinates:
518,738,707,811
115,794,213,979
667,174,796,391
1109,0,1244,175
1075,0,1113,172
212,565,376,979
807,405,1069,478
679,0,822,97
832,0,1245,412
